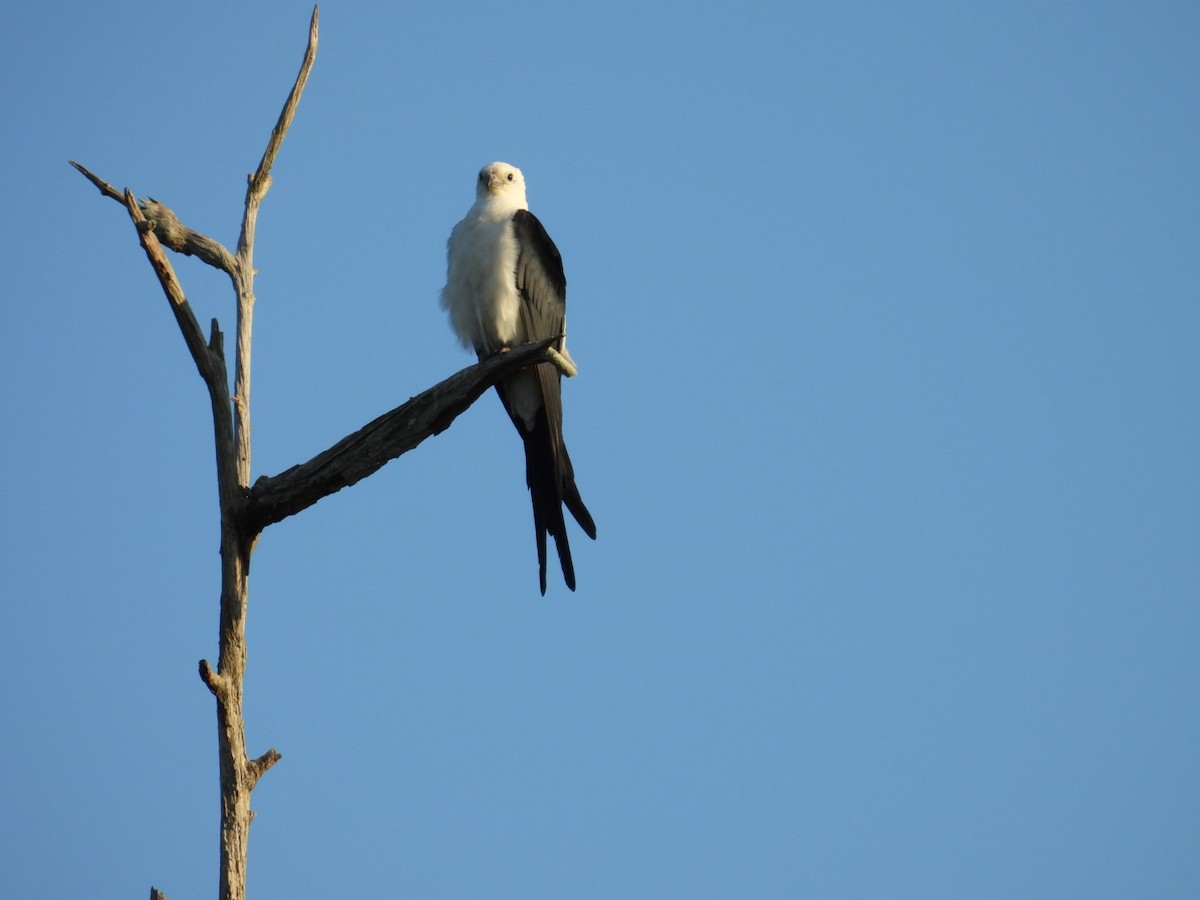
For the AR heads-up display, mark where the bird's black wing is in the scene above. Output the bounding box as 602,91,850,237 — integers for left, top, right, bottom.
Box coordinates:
511,209,567,344
511,211,595,537
503,210,596,592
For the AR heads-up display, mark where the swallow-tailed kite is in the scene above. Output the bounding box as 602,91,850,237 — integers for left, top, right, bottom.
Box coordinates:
440,162,596,593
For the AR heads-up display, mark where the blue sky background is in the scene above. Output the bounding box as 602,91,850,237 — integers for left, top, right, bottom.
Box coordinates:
3,1,1198,897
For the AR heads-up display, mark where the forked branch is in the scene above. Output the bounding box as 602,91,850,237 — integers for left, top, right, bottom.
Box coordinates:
120,189,240,515
71,162,237,276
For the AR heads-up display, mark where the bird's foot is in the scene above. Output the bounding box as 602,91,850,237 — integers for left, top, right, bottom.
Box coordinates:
546,346,577,377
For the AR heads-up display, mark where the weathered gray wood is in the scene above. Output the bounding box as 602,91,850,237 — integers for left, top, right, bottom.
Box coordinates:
247,337,562,531
71,162,238,277
232,0,317,493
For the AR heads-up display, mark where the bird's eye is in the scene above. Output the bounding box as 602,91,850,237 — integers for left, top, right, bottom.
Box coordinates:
478,171,487,183
506,173,514,181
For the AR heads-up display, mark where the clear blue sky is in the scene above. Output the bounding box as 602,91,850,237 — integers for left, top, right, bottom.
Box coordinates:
3,1,1197,897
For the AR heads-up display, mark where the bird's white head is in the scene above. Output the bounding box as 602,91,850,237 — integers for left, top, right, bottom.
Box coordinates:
475,161,528,209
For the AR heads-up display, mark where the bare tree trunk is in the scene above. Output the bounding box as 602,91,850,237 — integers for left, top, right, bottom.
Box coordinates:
73,7,574,898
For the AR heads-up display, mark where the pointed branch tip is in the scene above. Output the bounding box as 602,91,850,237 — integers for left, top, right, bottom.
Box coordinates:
247,748,283,790
199,659,226,696
246,3,319,197
208,318,224,354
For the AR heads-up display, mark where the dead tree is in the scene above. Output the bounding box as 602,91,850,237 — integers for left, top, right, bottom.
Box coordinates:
73,8,569,900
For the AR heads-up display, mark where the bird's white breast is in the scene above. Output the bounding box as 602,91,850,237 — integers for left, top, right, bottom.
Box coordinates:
441,210,524,354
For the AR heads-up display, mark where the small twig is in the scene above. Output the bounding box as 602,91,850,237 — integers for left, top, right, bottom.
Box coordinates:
199,659,228,698
247,749,283,790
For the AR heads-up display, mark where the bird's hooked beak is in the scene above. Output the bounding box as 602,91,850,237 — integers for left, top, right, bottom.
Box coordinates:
484,170,504,195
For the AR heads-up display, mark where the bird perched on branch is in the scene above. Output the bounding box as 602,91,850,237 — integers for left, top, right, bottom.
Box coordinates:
440,162,596,593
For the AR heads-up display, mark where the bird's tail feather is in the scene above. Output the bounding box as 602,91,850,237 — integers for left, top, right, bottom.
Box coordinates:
560,445,596,539
523,421,575,593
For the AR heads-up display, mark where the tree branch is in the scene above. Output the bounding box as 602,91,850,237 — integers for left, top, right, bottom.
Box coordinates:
121,189,242,527
70,161,238,276
242,4,319,242
122,191,220,377
231,4,319,492
198,659,229,699
247,338,561,531
246,749,283,791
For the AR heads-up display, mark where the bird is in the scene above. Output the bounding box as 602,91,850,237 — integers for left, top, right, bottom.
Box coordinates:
440,161,596,593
